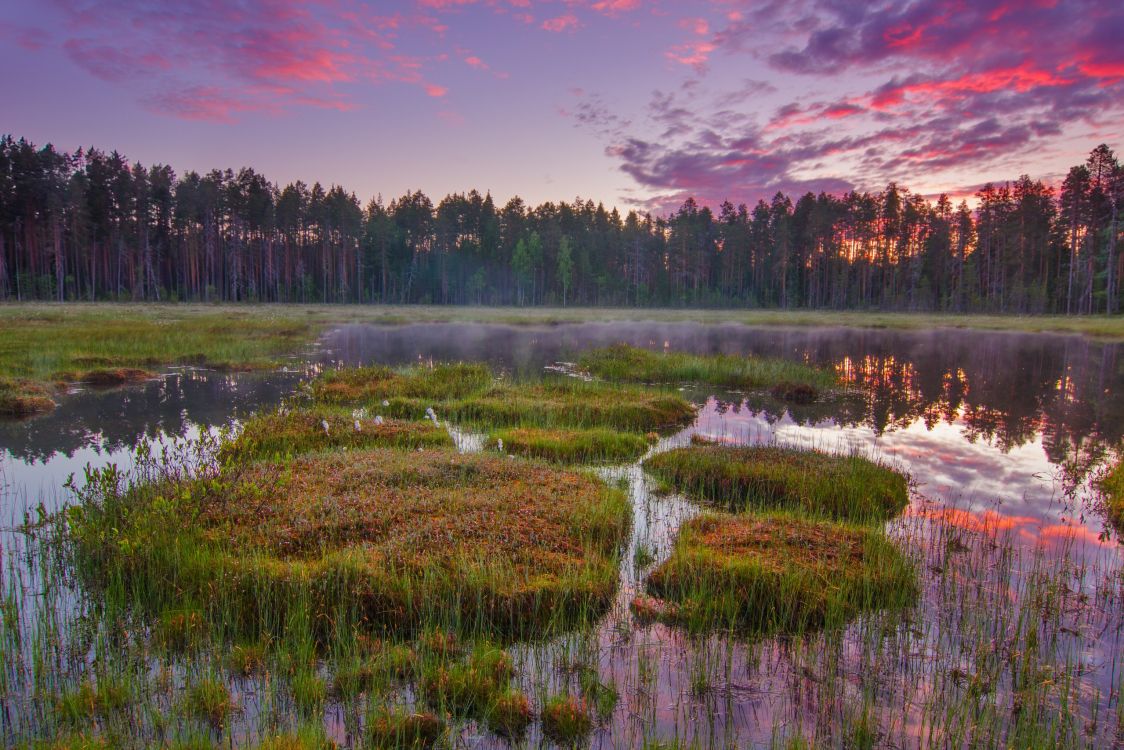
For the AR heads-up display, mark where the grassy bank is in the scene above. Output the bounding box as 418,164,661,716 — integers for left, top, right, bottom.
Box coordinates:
0,304,315,416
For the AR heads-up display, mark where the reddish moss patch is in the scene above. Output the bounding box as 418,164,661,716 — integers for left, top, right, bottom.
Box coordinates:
71,448,632,638
645,513,916,633
84,368,154,386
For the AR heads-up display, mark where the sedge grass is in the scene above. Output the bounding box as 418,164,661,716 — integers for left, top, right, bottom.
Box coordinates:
644,444,908,523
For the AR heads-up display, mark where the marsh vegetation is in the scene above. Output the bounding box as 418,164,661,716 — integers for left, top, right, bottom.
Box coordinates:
1,318,1122,749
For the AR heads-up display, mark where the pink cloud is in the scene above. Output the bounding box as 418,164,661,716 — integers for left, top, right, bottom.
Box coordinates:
541,14,579,32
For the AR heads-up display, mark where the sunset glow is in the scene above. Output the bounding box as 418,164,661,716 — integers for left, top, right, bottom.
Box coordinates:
2,0,1121,210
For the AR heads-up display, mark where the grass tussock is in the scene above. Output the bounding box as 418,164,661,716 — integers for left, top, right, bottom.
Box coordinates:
488,427,653,464
541,694,594,746
313,363,697,433
222,408,452,462
365,708,444,749
644,512,917,633
69,447,631,639
578,344,835,392
644,445,908,523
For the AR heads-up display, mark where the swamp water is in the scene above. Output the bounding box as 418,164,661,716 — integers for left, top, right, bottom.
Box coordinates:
1,322,1122,748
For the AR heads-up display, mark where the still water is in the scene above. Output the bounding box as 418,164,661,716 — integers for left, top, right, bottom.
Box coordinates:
1,322,1121,747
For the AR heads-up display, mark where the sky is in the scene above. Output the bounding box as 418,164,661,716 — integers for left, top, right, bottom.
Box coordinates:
1,0,1122,213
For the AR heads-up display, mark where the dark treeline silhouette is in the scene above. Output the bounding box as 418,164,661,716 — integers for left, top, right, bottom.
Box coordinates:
1,135,1120,312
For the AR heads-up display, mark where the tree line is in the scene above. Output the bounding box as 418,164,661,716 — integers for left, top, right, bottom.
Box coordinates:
1,134,1120,312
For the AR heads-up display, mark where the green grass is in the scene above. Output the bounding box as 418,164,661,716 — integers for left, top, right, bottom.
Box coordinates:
420,643,515,715
644,512,917,633
222,408,452,462
578,344,836,392
54,678,130,723
10,302,1123,337
68,446,632,640
0,304,317,416
643,445,909,523
313,363,697,433
182,678,234,727
488,427,654,463
1099,456,1124,531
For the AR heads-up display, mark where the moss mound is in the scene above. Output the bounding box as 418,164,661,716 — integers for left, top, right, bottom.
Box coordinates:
223,408,452,461
643,445,908,523
312,364,696,433
69,448,631,639
645,512,916,633
489,427,653,464
578,344,835,391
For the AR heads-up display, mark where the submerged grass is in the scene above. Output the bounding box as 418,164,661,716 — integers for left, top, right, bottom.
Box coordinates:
313,362,697,433
644,512,917,633
488,427,654,464
68,446,632,639
578,344,836,392
644,444,909,523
